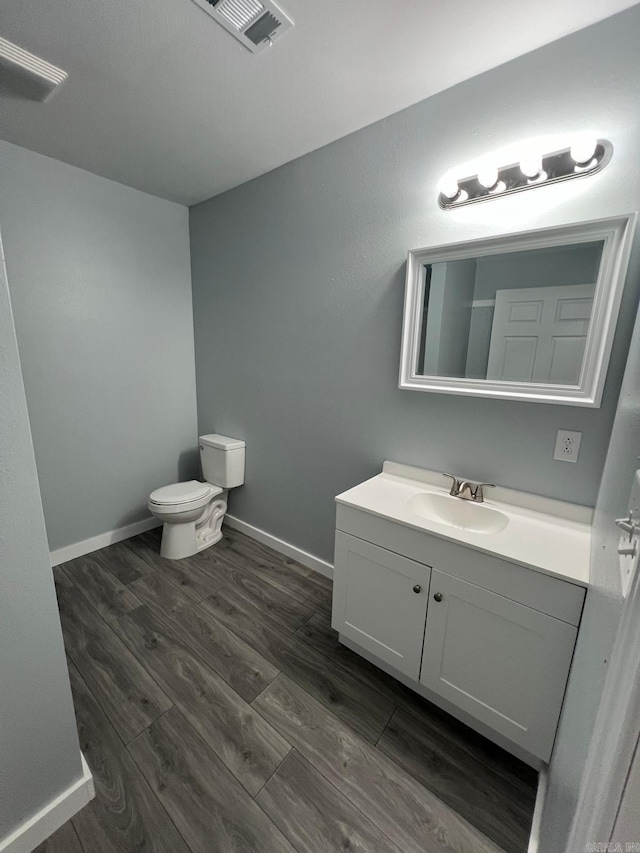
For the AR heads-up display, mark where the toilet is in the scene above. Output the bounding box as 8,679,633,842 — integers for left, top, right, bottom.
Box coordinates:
148,433,245,559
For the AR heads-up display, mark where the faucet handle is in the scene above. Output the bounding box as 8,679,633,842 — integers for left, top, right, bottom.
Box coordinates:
443,473,461,496
473,483,495,502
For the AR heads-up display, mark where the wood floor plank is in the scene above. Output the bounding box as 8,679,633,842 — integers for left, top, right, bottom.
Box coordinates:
53,563,75,588
33,820,84,853
143,525,162,543
253,674,504,853
52,532,534,852
257,749,403,853
66,662,190,853
63,552,143,623
219,527,313,573
214,528,295,572
294,610,343,655
198,547,316,631
55,579,172,743
200,587,396,743
296,612,425,701
222,527,333,595
91,540,156,585
294,611,421,705
129,706,295,853
299,611,536,845
382,676,538,795
297,609,414,680
217,528,333,613
113,605,291,795
398,698,538,795
129,571,279,701
122,533,222,601
378,707,535,853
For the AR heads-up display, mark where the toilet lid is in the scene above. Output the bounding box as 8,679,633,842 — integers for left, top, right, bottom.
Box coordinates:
149,480,214,505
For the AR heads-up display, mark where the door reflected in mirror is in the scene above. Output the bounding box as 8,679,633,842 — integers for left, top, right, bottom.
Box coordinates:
418,242,603,385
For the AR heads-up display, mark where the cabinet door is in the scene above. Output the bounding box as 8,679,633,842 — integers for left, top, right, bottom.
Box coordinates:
420,570,577,761
332,532,431,680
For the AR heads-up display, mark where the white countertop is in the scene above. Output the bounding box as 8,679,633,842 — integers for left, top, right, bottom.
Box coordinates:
336,462,592,587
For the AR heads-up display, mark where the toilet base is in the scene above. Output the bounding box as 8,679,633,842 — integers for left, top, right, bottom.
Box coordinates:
159,495,227,559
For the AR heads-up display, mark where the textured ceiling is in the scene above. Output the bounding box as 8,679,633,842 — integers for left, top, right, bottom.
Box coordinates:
0,0,637,205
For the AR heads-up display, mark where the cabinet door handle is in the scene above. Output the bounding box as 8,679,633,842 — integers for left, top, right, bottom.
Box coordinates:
433,592,443,602
413,584,422,594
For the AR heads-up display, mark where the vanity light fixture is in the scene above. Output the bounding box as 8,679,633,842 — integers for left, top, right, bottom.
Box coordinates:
519,154,546,183
570,137,598,170
437,175,467,203
438,138,612,209
477,164,505,193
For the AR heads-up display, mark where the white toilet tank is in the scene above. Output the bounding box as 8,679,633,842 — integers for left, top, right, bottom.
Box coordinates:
199,434,245,488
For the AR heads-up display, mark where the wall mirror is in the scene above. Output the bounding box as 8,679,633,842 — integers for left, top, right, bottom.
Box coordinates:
399,215,636,406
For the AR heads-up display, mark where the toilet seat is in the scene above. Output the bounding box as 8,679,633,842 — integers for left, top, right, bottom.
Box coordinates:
149,480,223,514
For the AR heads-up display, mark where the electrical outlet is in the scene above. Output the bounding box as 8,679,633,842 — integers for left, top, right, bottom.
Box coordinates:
553,429,582,463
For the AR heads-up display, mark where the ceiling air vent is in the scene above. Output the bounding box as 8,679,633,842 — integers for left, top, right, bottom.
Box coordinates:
0,36,68,101
192,0,294,53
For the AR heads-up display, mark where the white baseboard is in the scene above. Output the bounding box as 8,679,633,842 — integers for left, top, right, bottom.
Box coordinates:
0,754,94,853
527,765,548,853
224,515,333,580
50,512,333,580
50,517,161,567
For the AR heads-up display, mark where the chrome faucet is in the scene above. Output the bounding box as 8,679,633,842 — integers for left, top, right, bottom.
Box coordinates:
443,473,495,503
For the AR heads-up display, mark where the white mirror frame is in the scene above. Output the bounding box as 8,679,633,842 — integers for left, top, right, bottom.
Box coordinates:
399,214,637,407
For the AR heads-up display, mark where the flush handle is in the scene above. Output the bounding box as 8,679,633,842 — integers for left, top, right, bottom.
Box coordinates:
433,592,443,602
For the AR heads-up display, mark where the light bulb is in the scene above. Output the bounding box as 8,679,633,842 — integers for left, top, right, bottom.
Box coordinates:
438,175,461,201
570,137,598,166
477,165,499,189
520,154,543,180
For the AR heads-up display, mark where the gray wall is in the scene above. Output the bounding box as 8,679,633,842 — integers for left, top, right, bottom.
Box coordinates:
0,231,83,842
190,7,640,567
425,260,476,377
422,264,446,374
0,141,199,552
474,242,603,301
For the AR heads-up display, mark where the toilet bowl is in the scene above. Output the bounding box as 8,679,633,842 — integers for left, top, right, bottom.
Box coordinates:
149,480,227,559
148,434,245,559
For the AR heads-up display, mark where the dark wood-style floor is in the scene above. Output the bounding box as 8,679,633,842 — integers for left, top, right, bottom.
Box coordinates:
36,525,537,853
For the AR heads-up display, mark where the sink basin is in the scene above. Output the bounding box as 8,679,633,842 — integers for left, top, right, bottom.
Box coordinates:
407,492,509,535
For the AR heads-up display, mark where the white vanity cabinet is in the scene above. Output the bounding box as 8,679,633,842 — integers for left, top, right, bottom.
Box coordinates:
332,532,431,680
332,504,587,765
420,569,578,761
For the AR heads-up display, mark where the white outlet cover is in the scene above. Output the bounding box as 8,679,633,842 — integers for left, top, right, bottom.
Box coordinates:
554,429,582,463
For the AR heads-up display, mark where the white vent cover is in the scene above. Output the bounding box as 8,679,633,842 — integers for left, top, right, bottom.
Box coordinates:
191,0,294,53
0,36,68,101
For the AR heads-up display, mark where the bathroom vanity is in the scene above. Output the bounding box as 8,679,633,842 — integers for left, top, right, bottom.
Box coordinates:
331,462,590,766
